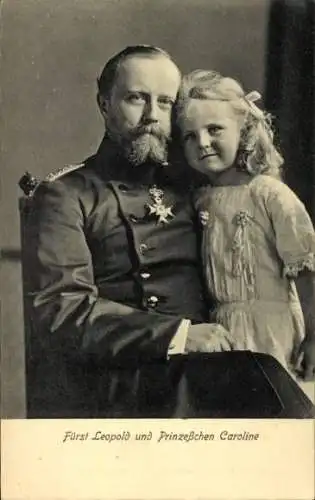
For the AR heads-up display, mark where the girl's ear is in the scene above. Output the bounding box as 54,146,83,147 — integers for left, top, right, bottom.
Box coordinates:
97,93,108,119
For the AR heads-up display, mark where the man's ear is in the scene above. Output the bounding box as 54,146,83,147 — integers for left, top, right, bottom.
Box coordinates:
97,93,108,119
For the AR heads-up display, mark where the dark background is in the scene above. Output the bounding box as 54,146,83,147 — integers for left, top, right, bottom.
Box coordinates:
1,0,314,417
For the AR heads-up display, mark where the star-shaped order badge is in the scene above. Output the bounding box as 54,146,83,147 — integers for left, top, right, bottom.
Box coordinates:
147,185,174,224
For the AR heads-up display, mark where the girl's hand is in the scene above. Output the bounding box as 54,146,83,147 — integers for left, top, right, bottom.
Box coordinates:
295,336,315,381
185,323,234,353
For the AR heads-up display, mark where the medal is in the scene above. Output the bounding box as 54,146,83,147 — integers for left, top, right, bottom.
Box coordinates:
147,185,174,224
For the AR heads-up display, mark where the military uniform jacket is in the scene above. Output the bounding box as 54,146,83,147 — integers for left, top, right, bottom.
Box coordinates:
25,136,207,417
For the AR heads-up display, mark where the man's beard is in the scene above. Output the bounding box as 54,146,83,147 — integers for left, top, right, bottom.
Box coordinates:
125,132,169,166
107,121,170,166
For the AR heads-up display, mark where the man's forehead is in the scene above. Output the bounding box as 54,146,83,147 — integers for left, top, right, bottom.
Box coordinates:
115,55,181,89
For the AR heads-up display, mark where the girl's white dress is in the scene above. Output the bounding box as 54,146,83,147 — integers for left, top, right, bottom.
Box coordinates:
196,175,315,369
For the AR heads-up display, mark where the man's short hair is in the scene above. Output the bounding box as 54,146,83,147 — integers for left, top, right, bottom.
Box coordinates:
97,45,176,99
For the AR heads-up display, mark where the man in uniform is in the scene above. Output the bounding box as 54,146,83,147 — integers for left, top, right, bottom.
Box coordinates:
25,45,232,417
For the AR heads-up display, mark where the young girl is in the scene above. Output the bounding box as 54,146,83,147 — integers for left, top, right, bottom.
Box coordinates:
176,70,315,379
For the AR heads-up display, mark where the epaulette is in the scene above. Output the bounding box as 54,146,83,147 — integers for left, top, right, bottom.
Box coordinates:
44,162,85,182
19,163,85,198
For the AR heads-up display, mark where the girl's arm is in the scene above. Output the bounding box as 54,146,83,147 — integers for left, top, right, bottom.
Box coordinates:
294,270,315,380
262,177,315,379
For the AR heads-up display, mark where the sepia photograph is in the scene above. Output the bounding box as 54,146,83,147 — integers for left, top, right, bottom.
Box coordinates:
1,0,315,498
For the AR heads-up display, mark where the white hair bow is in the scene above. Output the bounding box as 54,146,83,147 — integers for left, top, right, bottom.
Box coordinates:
245,90,261,102
244,91,264,119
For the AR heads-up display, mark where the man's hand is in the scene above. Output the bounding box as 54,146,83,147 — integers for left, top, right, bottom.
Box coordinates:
185,323,234,353
294,336,315,381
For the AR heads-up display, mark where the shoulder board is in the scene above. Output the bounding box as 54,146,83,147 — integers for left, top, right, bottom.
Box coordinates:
44,162,85,182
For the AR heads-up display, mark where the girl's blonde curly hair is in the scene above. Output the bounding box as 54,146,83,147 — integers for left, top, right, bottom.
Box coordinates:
176,70,283,179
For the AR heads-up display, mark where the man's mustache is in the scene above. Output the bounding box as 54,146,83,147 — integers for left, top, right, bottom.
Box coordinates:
130,124,168,141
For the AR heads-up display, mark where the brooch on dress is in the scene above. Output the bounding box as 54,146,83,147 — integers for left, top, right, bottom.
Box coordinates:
232,210,255,290
146,185,174,224
199,210,211,226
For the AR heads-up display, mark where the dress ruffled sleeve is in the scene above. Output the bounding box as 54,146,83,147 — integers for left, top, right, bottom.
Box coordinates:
266,178,315,278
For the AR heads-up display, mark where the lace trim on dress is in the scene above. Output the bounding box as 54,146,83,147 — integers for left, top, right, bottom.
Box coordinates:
283,253,315,278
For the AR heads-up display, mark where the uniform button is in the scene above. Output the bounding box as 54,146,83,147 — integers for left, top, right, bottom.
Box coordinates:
118,184,129,192
140,272,151,279
128,214,139,223
139,243,148,255
147,295,159,308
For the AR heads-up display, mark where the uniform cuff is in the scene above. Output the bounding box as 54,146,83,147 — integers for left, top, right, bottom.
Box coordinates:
167,319,191,357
